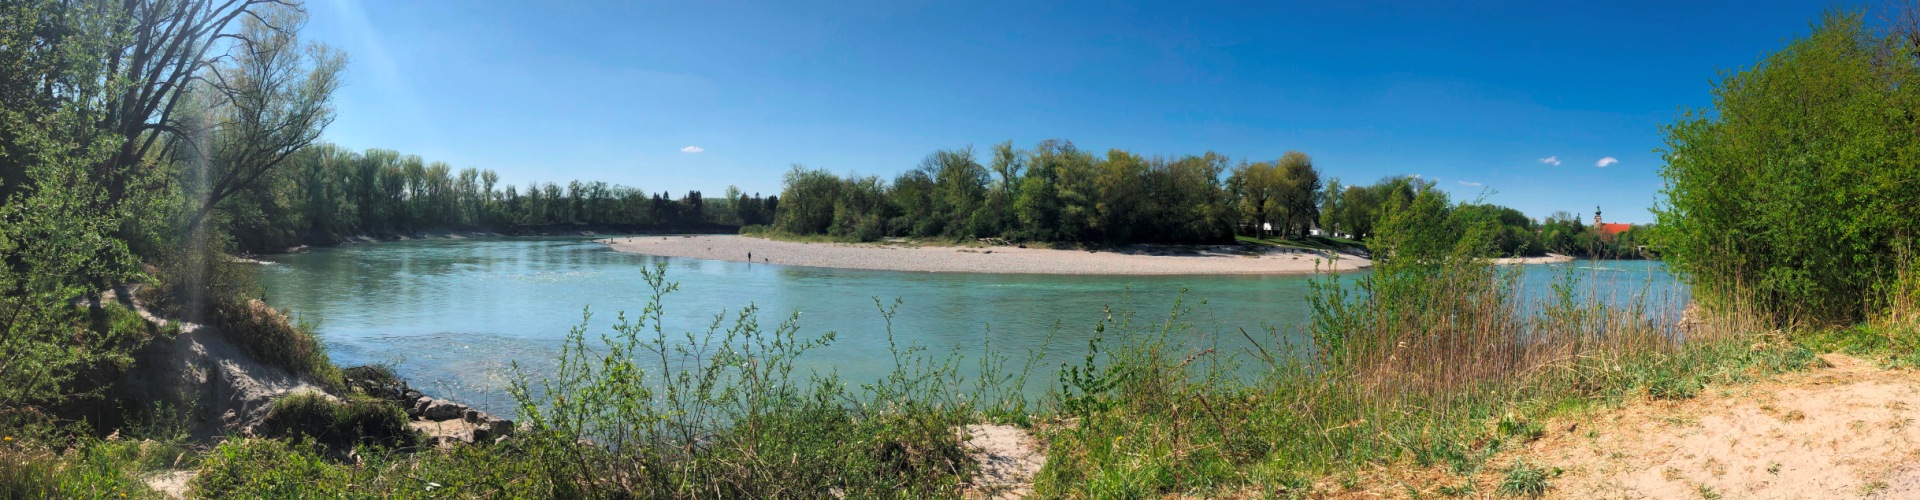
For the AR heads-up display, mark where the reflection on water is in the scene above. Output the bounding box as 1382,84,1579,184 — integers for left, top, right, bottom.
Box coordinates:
258,237,1683,416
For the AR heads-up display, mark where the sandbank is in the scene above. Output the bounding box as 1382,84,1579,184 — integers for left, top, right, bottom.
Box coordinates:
601,235,1369,275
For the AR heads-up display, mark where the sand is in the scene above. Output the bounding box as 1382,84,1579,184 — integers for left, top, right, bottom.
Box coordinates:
961,424,1046,499
600,235,1368,275
1341,353,1920,498
1492,253,1575,265
1526,353,1920,498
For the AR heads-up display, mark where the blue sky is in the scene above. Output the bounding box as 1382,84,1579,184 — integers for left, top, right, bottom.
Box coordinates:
304,0,1855,224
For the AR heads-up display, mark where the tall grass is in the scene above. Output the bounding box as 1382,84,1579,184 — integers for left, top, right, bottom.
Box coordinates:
1030,189,1824,497
149,240,343,389
495,261,987,497
1028,256,1822,497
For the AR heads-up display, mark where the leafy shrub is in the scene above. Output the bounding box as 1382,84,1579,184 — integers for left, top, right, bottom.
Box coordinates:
256,392,415,453
1656,11,1920,327
191,438,353,498
1,437,185,499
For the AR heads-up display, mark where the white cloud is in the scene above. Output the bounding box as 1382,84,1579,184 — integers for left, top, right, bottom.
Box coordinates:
1596,157,1618,167
1458,180,1482,187
681,146,705,153
1538,156,1561,166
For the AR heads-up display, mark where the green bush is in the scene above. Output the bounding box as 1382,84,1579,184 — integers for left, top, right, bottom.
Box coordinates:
190,438,354,499
1,438,185,499
256,392,415,453
1656,10,1920,327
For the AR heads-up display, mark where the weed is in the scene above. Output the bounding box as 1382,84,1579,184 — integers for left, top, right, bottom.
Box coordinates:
1498,413,1545,443
1498,459,1554,497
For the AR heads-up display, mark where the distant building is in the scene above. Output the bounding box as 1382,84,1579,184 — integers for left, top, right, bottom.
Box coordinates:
1594,206,1632,240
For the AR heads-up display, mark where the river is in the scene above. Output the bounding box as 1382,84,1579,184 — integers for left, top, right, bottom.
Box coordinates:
257,237,1684,416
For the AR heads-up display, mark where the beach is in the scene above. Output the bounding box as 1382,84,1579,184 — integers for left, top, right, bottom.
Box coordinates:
1491,253,1576,265
601,235,1369,275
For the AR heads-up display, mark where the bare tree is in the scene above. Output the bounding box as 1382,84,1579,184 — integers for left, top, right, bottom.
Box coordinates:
94,0,301,205
1889,0,1920,58
182,4,343,231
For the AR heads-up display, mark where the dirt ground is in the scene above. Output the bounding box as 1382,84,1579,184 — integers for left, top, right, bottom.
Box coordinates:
961,423,1047,499
1342,353,1920,498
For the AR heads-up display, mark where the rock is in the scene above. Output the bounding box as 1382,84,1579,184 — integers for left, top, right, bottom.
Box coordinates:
485,417,515,438
408,397,431,418
462,408,480,423
422,399,467,421
401,389,422,402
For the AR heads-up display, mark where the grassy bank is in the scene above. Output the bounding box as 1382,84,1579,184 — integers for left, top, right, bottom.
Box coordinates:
8,190,1915,499
5,252,1916,498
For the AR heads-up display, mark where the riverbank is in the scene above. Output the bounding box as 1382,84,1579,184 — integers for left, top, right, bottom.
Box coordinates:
256,224,741,254
601,234,1370,275
1492,253,1576,265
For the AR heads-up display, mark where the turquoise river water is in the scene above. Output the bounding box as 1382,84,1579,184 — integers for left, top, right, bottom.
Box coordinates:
257,237,1684,416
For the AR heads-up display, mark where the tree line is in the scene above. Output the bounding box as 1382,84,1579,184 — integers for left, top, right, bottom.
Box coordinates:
221,144,777,252
768,140,1650,258
772,140,1364,244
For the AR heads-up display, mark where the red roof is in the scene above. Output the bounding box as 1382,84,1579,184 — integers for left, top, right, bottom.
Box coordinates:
1597,223,1633,237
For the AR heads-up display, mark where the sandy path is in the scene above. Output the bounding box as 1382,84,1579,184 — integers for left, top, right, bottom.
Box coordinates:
962,424,1046,499
1520,354,1920,498
601,235,1368,275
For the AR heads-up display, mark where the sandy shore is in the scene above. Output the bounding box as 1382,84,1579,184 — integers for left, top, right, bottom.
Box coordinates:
1491,253,1575,265
601,235,1369,275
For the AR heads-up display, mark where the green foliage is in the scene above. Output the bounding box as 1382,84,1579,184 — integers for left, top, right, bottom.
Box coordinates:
777,139,1238,244
1326,175,1421,241
1033,178,1811,497
1655,10,1920,327
1228,150,1322,239
1,438,186,500
0,0,145,410
499,263,976,497
255,393,415,453
1497,460,1555,497
1497,413,1545,443
219,144,764,252
190,438,355,499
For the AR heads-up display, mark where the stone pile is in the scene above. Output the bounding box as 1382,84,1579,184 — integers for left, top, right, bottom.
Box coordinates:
394,388,516,446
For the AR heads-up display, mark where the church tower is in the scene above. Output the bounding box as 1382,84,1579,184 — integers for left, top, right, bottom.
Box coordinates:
1594,206,1602,226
